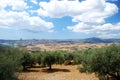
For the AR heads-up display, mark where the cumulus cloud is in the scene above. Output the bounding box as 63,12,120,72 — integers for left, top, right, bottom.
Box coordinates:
36,0,119,38
30,0,38,4
38,0,118,24
0,0,27,11
98,33,120,39
10,0,27,10
38,0,119,38
94,23,120,32
0,0,54,32
72,2,118,24
67,22,93,34
0,10,54,32
0,0,119,38
67,22,120,36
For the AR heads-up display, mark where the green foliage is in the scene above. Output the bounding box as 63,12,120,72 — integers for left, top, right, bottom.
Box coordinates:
79,44,120,80
72,51,82,64
64,51,82,65
21,50,65,70
0,45,22,80
54,51,65,65
35,51,42,65
64,52,74,60
40,51,65,70
41,51,53,69
21,51,39,70
2,43,120,80
21,52,31,70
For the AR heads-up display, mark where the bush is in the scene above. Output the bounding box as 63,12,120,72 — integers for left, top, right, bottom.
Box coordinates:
21,51,39,70
79,44,120,80
0,45,22,80
73,51,82,64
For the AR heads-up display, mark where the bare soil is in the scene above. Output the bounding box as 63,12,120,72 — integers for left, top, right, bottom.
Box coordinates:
18,65,98,80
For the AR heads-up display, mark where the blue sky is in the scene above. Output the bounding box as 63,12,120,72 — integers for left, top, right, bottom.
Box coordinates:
0,0,120,40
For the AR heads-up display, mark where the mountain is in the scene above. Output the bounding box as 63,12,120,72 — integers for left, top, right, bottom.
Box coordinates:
103,38,120,43
83,37,120,43
0,38,120,46
83,37,105,43
0,39,16,43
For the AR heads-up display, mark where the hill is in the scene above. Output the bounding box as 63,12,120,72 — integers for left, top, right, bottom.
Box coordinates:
0,38,120,47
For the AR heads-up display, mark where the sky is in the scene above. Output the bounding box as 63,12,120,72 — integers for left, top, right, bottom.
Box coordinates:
0,0,120,40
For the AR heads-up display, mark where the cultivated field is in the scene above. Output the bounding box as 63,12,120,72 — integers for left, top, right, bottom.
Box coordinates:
20,43,108,80
26,43,107,51
18,43,119,80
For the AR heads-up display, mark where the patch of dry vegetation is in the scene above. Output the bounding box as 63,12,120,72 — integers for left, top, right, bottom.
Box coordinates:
26,43,107,51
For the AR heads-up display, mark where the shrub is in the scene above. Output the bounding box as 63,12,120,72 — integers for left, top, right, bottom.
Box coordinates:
79,44,120,80
21,51,38,70
0,45,22,80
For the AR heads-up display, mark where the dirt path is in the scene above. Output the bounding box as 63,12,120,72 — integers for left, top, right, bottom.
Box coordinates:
18,65,98,80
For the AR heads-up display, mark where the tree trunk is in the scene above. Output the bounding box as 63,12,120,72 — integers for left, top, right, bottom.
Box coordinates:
116,72,120,80
108,73,120,80
49,64,52,70
23,65,26,71
116,75,120,80
31,64,33,67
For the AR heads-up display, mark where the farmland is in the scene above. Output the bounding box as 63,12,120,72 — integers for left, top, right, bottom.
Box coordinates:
0,43,120,80
26,43,107,51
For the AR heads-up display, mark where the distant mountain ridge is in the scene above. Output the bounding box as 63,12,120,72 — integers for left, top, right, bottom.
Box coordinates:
0,37,120,46
84,37,104,43
83,37,120,43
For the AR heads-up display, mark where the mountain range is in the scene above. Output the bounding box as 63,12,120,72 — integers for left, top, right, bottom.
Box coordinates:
0,37,120,46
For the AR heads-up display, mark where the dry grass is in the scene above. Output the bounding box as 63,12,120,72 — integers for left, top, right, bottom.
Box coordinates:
26,43,107,51
18,65,98,80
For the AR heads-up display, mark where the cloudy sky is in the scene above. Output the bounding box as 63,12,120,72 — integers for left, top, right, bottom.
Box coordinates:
0,0,120,39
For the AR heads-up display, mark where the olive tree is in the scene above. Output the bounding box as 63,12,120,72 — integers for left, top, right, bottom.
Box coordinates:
21,51,38,70
40,51,65,70
0,45,22,80
79,44,120,80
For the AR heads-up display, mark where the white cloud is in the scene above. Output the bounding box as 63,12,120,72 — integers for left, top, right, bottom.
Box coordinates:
67,22,93,34
68,22,120,33
0,0,27,11
37,8,49,17
67,22,120,38
48,29,54,32
0,0,54,32
106,0,118,2
30,0,38,4
38,0,118,24
0,0,119,39
10,0,27,10
98,33,120,39
94,23,120,32
72,2,118,24
37,0,119,38
0,10,54,32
